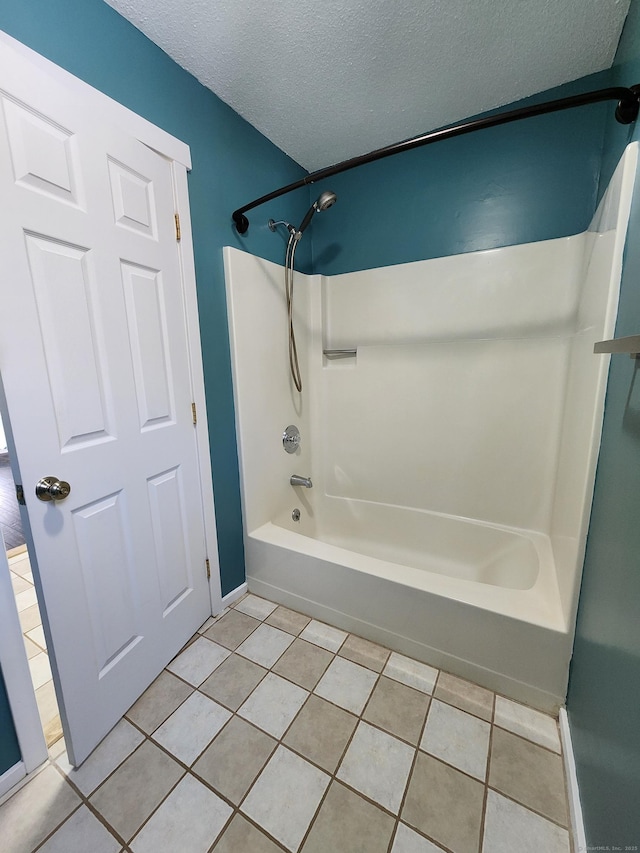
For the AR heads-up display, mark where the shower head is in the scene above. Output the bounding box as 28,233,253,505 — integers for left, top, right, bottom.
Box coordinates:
295,190,338,239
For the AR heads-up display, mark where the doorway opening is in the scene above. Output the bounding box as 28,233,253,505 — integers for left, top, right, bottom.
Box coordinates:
1,412,62,749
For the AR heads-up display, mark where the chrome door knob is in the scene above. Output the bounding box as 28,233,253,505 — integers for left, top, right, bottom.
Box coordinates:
35,476,71,502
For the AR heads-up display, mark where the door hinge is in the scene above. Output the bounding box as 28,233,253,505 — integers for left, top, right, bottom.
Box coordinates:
16,484,25,506
191,402,197,425
174,213,181,242
205,558,211,580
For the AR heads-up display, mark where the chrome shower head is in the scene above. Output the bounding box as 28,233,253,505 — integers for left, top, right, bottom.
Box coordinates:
295,190,338,239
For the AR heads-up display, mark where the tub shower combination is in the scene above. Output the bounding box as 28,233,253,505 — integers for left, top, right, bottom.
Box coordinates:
225,143,637,712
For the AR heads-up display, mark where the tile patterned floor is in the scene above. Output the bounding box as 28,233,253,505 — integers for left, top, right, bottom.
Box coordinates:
0,592,572,853
0,452,26,551
9,549,63,748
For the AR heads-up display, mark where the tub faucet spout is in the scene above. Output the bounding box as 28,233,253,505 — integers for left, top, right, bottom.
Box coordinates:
290,474,313,488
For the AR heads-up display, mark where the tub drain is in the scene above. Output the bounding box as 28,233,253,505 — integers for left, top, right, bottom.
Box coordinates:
292,508,301,522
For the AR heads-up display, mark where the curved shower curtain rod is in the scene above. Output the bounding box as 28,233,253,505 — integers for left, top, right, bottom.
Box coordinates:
232,84,640,234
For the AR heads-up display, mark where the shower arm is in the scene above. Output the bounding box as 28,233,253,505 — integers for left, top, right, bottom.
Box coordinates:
231,84,640,234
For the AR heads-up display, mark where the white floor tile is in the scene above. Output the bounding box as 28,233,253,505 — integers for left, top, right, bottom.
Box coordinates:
482,789,570,853
26,624,47,650
10,572,32,594
392,823,446,852
166,636,230,686
153,692,231,766
0,765,80,853
300,619,348,652
314,656,377,714
337,721,414,814
15,586,38,612
420,699,490,781
29,651,52,690
131,773,232,853
234,594,278,620
494,696,561,753
384,653,438,694
238,672,308,738
58,719,145,795
39,804,121,853
242,746,330,851
236,623,295,668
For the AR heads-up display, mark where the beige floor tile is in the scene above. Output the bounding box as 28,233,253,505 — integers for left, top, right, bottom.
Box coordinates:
153,691,231,766
363,676,430,745
238,672,309,738
265,605,311,635
482,789,570,852
212,814,284,853
90,740,184,842
494,695,561,752
9,554,32,577
314,656,377,715
60,719,145,796
166,636,230,686
402,753,484,853
489,727,568,826
284,694,358,773
130,773,232,853
420,699,490,781
339,634,390,672
18,602,42,633
125,670,193,734
36,679,60,727
434,672,494,721
38,804,121,853
29,651,53,690
10,571,32,594
337,721,414,814
199,653,267,711
24,634,41,659
0,764,81,853
272,638,334,690
193,716,277,804
26,624,47,650
15,585,38,611
236,623,296,668
301,780,395,853
241,746,330,852
234,593,278,620
204,609,261,649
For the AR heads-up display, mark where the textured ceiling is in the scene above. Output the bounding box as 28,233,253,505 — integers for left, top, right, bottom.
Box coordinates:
103,0,630,171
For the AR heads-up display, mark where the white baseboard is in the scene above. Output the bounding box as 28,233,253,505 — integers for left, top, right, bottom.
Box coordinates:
559,708,586,853
221,582,248,609
0,761,25,802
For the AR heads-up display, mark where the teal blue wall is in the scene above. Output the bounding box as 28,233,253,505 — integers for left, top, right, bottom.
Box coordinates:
311,74,612,275
566,1,640,845
0,0,311,598
0,667,20,773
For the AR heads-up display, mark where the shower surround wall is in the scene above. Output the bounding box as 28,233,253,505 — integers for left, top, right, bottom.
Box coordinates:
225,145,637,711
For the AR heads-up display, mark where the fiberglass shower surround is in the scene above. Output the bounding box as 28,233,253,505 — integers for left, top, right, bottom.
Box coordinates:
224,145,637,711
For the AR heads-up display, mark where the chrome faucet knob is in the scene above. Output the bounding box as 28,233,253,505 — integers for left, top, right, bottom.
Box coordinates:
283,425,301,454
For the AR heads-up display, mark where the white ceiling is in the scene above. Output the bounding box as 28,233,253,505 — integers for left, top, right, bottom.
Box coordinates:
104,0,630,172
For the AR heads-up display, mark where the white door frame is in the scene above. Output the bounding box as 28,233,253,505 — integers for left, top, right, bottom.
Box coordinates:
0,30,222,789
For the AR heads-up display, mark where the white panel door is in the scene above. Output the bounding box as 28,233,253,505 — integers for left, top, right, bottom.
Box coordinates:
0,67,211,765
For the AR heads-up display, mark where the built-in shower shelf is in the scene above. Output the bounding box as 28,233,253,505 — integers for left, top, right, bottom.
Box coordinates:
323,348,357,358
593,335,640,358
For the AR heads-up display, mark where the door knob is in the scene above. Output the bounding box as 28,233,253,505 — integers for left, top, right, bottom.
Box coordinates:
35,476,71,502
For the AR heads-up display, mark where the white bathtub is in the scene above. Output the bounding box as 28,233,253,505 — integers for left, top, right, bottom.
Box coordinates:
247,497,568,712
224,145,638,714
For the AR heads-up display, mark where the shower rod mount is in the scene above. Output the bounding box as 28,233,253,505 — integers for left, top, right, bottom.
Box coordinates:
232,84,640,235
